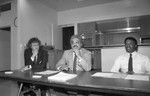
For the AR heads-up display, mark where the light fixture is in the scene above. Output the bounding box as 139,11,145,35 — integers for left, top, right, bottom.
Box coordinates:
80,34,85,39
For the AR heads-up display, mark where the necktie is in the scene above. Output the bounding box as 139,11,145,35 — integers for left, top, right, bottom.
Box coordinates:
73,54,77,72
127,54,133,74
34,56,37,64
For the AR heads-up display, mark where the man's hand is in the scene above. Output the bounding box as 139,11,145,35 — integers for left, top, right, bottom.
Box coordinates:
32,50,38,57
73,49,81,57
58,66,69,71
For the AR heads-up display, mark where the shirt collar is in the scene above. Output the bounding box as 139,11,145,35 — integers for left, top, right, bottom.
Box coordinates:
128,51,137,57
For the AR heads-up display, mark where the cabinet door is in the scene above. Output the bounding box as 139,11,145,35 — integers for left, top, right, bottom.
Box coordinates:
89,49,101,71
140,16,150,38
78,22,96,35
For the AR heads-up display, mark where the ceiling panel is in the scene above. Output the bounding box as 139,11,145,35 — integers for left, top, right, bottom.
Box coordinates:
37,0,124,11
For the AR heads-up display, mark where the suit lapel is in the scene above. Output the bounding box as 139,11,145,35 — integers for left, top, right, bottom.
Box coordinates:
36,51,41,63
68,50,74,65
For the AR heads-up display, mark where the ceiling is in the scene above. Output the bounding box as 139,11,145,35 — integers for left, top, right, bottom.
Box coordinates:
0,0,123,11
37,0,123,11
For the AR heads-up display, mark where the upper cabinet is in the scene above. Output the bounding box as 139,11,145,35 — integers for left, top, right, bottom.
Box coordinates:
96,17,140,45
78,22,96,34
78,15,150,47
78,22,96,47
140,16,150,38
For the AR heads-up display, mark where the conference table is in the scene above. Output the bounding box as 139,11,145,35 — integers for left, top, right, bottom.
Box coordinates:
0,69,150,96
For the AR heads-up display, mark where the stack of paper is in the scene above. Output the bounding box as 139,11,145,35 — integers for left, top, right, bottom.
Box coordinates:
125,75,149,81
48,72,77,83
35,70,59,75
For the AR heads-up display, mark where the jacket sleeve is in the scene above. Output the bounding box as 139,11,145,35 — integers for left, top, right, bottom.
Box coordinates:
78,51,92,71
24,49,33,66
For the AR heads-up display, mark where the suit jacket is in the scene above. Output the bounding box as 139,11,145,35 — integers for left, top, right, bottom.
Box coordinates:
24,47,48,70
56,48,92,71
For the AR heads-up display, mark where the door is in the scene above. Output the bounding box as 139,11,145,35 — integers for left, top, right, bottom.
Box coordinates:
62,26,74,50
0,29,10,71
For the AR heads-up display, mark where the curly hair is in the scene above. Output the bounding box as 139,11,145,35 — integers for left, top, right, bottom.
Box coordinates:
27,37,41,48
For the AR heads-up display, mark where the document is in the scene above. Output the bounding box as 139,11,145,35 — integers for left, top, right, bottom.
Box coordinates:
35,70,59,75
4,71,13,74
92,72,127,79
92,72,113,78
48,72,77,83
32,75,42,79
125,75,149,81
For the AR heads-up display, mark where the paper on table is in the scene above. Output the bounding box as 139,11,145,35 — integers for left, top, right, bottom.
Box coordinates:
92,72,126,79
48,72,77,83
32,75,42,79
125,75,149,81
35,70,59,75
5,71,13,74
92,72,113,78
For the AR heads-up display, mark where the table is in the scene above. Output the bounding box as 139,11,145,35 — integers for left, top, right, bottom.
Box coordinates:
0,70,150,96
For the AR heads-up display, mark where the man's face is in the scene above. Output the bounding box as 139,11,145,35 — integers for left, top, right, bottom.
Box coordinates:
31,42,40,51
71,38,82,50
125,39,137,53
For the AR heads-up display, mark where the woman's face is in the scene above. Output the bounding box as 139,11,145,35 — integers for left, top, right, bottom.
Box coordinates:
31,42,40,51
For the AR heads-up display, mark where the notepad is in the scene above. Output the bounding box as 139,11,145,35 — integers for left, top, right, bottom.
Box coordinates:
48,72,77,83
35,70,59,75
125,75,149,81
32,75,42,79
5,71,13,74
92,72,127,79
92,72,113,78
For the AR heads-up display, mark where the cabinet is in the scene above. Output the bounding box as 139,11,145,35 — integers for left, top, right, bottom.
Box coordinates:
96,17,141,45
87,49,101,71
78,22,96,47
78,22,96,34
78,15,150,47
140,16,150,38
139,16,150,43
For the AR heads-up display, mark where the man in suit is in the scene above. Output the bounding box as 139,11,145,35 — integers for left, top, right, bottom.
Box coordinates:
56,35,92,72
54,35,92,96
24,37,48,70
22,37,48,96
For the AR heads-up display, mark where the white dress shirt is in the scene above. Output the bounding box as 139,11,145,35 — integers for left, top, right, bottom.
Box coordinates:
111,52,150,74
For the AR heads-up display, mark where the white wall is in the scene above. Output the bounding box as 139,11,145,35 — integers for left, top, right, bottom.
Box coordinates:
58,0,150,25
16,0,58,69
102,46,150,72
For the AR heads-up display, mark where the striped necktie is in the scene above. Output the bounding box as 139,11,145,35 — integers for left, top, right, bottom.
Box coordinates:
73,54,77,72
